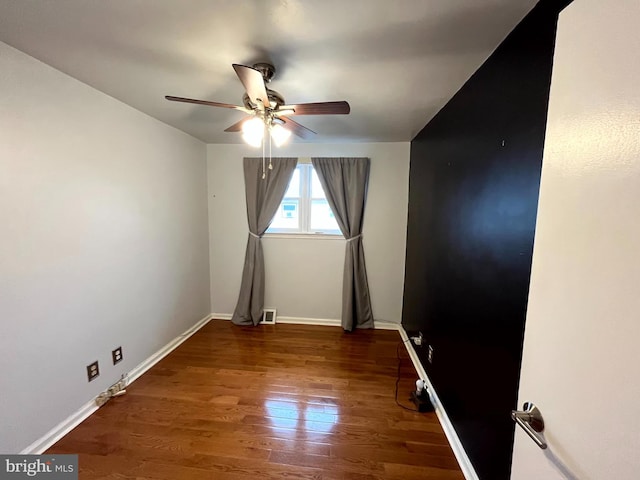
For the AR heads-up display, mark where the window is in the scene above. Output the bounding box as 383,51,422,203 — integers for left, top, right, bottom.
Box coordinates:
267,164,342,235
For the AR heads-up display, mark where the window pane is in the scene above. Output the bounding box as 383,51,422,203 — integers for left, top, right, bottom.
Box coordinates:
269,199,300,230
285,168,301,198
310,199,340,233
311,169,326,199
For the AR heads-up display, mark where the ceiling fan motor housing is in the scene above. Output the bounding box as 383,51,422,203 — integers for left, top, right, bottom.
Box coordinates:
242,89,285,111
252,62,276,83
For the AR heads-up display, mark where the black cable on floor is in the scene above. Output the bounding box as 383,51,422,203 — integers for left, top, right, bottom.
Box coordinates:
395,340,419,412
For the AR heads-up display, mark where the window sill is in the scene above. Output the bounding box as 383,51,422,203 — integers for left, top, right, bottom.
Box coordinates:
263,233,345,240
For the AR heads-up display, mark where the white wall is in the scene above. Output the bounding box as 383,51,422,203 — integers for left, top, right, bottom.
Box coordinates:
511,0,640,478
0,42,210,453
207,143,409,323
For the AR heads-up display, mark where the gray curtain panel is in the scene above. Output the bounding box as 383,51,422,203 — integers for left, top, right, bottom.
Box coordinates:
311,157,374,331
232,157,297,326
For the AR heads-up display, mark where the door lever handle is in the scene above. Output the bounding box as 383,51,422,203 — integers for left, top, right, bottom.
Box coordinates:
512,402,547,449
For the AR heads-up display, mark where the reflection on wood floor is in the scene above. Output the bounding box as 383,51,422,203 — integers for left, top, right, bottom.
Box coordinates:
48,319,464,479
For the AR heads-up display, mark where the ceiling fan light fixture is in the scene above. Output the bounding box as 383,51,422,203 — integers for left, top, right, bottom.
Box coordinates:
270,123,291,147
242,116,264,147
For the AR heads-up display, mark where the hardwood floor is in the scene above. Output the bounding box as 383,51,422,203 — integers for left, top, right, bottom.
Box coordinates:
48,320,464,479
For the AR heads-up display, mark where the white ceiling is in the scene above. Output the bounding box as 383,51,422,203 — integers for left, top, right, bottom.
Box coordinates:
0,0,537,144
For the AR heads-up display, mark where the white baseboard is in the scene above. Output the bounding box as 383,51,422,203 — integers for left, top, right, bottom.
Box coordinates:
19,399,98,455
20,313,213,454
210,313,401,330
398,328,479,480
212,313,341,327
374,321,403,330
277,316,341,326
127,313,212,383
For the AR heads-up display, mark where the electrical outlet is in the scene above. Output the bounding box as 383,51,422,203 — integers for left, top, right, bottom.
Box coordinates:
87,361,100,382
112,346,123,365
428,345,434,364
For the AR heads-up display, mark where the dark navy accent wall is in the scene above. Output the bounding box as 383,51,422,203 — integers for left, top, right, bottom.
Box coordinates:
402,1,571,478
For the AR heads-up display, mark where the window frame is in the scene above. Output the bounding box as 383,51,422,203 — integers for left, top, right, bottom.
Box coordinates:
266,163,343,237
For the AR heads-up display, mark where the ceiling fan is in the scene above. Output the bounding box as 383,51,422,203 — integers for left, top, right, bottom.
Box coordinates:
165,63,350,146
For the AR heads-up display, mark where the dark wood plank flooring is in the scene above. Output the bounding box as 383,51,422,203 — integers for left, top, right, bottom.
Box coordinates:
48,320,464,479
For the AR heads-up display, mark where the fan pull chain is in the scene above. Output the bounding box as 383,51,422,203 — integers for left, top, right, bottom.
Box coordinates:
262,123,266,179
269,127,273,171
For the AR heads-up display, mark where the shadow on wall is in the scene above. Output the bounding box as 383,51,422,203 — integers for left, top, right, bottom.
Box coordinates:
544,448,581,480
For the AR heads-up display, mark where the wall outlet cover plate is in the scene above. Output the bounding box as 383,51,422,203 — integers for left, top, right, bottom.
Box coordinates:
87,361,100,382
112,346,123,365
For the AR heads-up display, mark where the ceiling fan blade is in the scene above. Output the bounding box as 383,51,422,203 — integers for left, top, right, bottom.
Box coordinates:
165,95,248,111
233,64,270,110
224,118,250,132
280,117,316,139
278,101,350,115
